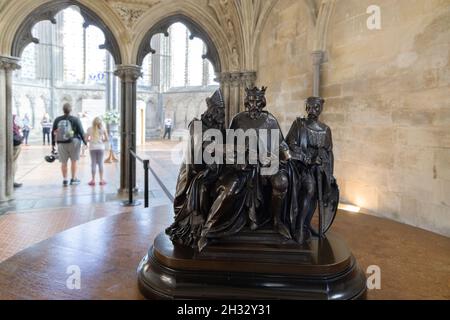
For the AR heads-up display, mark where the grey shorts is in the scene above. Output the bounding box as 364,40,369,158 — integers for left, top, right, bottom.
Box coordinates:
58,139,81,164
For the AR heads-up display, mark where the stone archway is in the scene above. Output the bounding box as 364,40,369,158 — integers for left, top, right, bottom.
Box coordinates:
136,14,222,74
0,0,124,202
117,14,228,193
11,0,122,64
133,11,251,125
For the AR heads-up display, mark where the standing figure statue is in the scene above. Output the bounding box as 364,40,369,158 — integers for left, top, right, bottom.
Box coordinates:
286,97,339,243
198,87,296,251
166,90,225,248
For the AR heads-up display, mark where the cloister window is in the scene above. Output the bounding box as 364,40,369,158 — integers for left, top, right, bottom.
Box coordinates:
170,23,188,88
139,54,152,87
19,44,36,80
85,26,107,84
207,61,217,85
167,22,218,89
160,34,171,91
62,7,85,83
187,37,204,86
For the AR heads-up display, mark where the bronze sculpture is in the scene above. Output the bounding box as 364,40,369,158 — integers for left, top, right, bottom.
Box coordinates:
198,87,296,250
167,90,339,250
286,97,339,243
138,88,367,300
166,90,225,248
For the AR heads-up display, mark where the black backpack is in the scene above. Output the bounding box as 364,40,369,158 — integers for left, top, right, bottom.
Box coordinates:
13,131,23,146
56,117,75,143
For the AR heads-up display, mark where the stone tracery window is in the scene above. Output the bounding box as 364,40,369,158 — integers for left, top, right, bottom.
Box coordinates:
167,22,218,89
62,7,85,83
19,44,36,80
187,37,204,86
160,34,171,90
170,22,188,88
139,54,152,87
85,26,107,84
207,61,216,85
60,7,109,85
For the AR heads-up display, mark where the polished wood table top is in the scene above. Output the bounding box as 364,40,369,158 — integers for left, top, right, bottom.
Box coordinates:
0,206,170,300
0,206,448,300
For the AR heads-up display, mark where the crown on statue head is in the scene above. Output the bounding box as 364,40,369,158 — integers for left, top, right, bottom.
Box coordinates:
245,86,267,98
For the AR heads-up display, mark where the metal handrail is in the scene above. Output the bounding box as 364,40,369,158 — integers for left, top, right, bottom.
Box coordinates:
123,149,150,208
122,148,176,208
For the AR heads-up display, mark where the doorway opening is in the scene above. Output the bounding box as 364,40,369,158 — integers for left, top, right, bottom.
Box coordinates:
136,21,220,198
10,5,122,211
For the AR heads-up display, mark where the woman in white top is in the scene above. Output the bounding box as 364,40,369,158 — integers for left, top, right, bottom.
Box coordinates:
85,117,109,186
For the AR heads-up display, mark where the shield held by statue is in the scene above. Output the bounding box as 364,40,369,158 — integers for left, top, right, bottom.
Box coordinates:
320,178,340,235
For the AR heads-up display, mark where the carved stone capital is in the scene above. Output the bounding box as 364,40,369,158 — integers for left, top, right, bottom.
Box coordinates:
0,56,21,71
114,65,142,82
241,71,257,88
229,72,242,87
216,72,232,85
216,71,257,88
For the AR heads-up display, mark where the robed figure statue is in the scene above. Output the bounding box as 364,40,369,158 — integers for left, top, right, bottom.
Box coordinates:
286,97,339,243
198,87,299,250
166,90,225,248
139,94,367,300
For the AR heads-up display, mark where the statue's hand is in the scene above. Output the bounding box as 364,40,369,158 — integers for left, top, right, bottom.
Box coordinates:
303,154,312,166
314,156,323,166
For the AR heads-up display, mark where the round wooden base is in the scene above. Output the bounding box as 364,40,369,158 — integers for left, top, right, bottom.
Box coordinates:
138,231,367,300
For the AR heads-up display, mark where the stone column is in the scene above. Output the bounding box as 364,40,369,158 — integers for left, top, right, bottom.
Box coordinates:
312,50,325,97
229,72,241,117
0,56,21,202
217,72,231,125
114,65,142,193
29,96,36,127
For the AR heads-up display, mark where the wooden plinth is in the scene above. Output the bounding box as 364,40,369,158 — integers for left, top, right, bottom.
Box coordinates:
137,230,367,300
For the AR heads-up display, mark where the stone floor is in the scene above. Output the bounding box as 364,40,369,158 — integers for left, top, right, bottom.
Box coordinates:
0,140,448,300
0,206,448,300
0,141,179,263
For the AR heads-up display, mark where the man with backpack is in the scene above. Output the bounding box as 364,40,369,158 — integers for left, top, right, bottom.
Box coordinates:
52,103,87,186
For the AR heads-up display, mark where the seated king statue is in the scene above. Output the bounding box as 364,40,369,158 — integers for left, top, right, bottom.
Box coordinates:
137,93,367,300
198,86,298,251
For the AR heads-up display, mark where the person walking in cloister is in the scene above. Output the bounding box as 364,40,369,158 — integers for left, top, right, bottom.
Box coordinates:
21,114,31,146
41,113,52,146
52,103,87,187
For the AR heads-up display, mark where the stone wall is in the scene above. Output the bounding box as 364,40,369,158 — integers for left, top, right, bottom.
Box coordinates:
257,0,315,132
12,81,217,141
162,88,217,132
257,0,450,236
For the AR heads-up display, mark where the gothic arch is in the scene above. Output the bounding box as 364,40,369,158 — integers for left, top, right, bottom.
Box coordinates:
136,14,222,73
314,0,336,52
132,2,235,72
10,0,122,64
